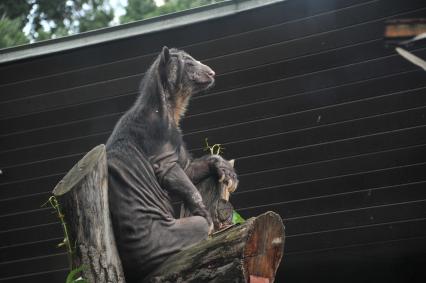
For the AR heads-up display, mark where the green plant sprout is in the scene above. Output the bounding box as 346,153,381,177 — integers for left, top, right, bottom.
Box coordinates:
42,196,73,268
43,196,87,283
204,138,225,155
232,210,245,224
66,266,88,283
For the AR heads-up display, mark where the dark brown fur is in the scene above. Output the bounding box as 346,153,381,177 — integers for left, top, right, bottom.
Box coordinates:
106,47,237,282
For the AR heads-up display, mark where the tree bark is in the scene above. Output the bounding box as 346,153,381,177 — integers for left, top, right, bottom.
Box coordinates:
52,144,125,283
143,211,285,283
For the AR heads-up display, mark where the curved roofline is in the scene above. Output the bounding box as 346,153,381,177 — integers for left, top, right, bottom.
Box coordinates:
0,0,285,64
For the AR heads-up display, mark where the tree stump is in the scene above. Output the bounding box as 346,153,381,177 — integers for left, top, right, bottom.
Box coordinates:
143,211,285,283
52,144,125,283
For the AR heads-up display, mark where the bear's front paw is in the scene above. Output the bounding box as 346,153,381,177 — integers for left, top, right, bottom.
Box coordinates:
192,206,214,234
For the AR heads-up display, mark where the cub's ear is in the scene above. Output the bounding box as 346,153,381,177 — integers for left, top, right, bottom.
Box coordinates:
160,46,170,66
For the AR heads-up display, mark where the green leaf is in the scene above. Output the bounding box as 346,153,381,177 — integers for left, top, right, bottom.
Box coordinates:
66,266,88,283
232,210,245,224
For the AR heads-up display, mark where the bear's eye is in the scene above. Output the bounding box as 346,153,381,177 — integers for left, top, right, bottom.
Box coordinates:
186,60,195,66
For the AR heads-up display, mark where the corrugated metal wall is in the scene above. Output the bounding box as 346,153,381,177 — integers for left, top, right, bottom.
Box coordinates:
1,0,426,282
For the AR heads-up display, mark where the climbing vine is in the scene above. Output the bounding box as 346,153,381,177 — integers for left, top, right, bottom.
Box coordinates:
43,196,88,283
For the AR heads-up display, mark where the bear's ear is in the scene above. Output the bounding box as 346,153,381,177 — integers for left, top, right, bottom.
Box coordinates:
159,46,170,86
159,46,170,67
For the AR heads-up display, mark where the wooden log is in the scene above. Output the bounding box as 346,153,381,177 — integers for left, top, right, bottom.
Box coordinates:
143,211,285,283
52,144,125,283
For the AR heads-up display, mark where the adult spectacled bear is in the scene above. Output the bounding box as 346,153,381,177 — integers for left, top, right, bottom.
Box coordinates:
106,47,238,282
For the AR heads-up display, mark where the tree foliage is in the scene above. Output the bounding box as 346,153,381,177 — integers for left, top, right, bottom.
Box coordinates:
0,0,223,49
121,0,222,24
0,0,113,46
0,17,29,49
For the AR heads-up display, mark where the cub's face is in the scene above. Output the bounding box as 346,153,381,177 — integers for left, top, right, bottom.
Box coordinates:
159,47,216,96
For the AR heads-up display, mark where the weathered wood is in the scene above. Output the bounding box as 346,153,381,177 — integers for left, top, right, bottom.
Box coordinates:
385,19,426,38
143,211,285,283
53,144,125,283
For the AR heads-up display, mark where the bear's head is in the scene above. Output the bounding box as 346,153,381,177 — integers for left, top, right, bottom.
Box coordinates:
157,46,215,122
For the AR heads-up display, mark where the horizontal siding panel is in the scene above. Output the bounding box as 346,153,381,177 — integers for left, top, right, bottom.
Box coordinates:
280,237,426,282
0,155,80,186
0,0,372,84
0,192,52,216
240,201,426,239
0,253,67,280
0,115,118,152
233,162,426,207
0,133,108,168
0,75,140,120
0,222,61,248
2,2,424,103
211,39,401,93
239,144,426,190
205,7,426,74
2,101,425,169
186,50,426,120
286,218,426,253
286,199,426,236
244,187,426,227
234,125,426,174
1,129,425,188
0,174,62,200
0,269,68,283
1,45,424,121
2,69,425,153
0,208,57,232
191,105,426,157
0,238,62,263
0,94,133,135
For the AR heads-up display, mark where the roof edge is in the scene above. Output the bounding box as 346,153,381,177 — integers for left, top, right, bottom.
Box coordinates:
0,0,285,64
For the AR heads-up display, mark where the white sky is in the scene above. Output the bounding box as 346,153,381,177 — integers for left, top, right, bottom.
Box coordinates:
23,0,166,37
110,0,165,24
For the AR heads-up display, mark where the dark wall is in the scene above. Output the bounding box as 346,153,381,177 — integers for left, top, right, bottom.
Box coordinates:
1,0,426,282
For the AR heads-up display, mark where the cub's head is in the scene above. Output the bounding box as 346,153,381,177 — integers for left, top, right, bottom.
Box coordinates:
157,46,215,123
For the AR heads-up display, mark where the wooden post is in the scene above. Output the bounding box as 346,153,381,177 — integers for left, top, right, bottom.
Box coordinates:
143,211,285,283
52,144,125,283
